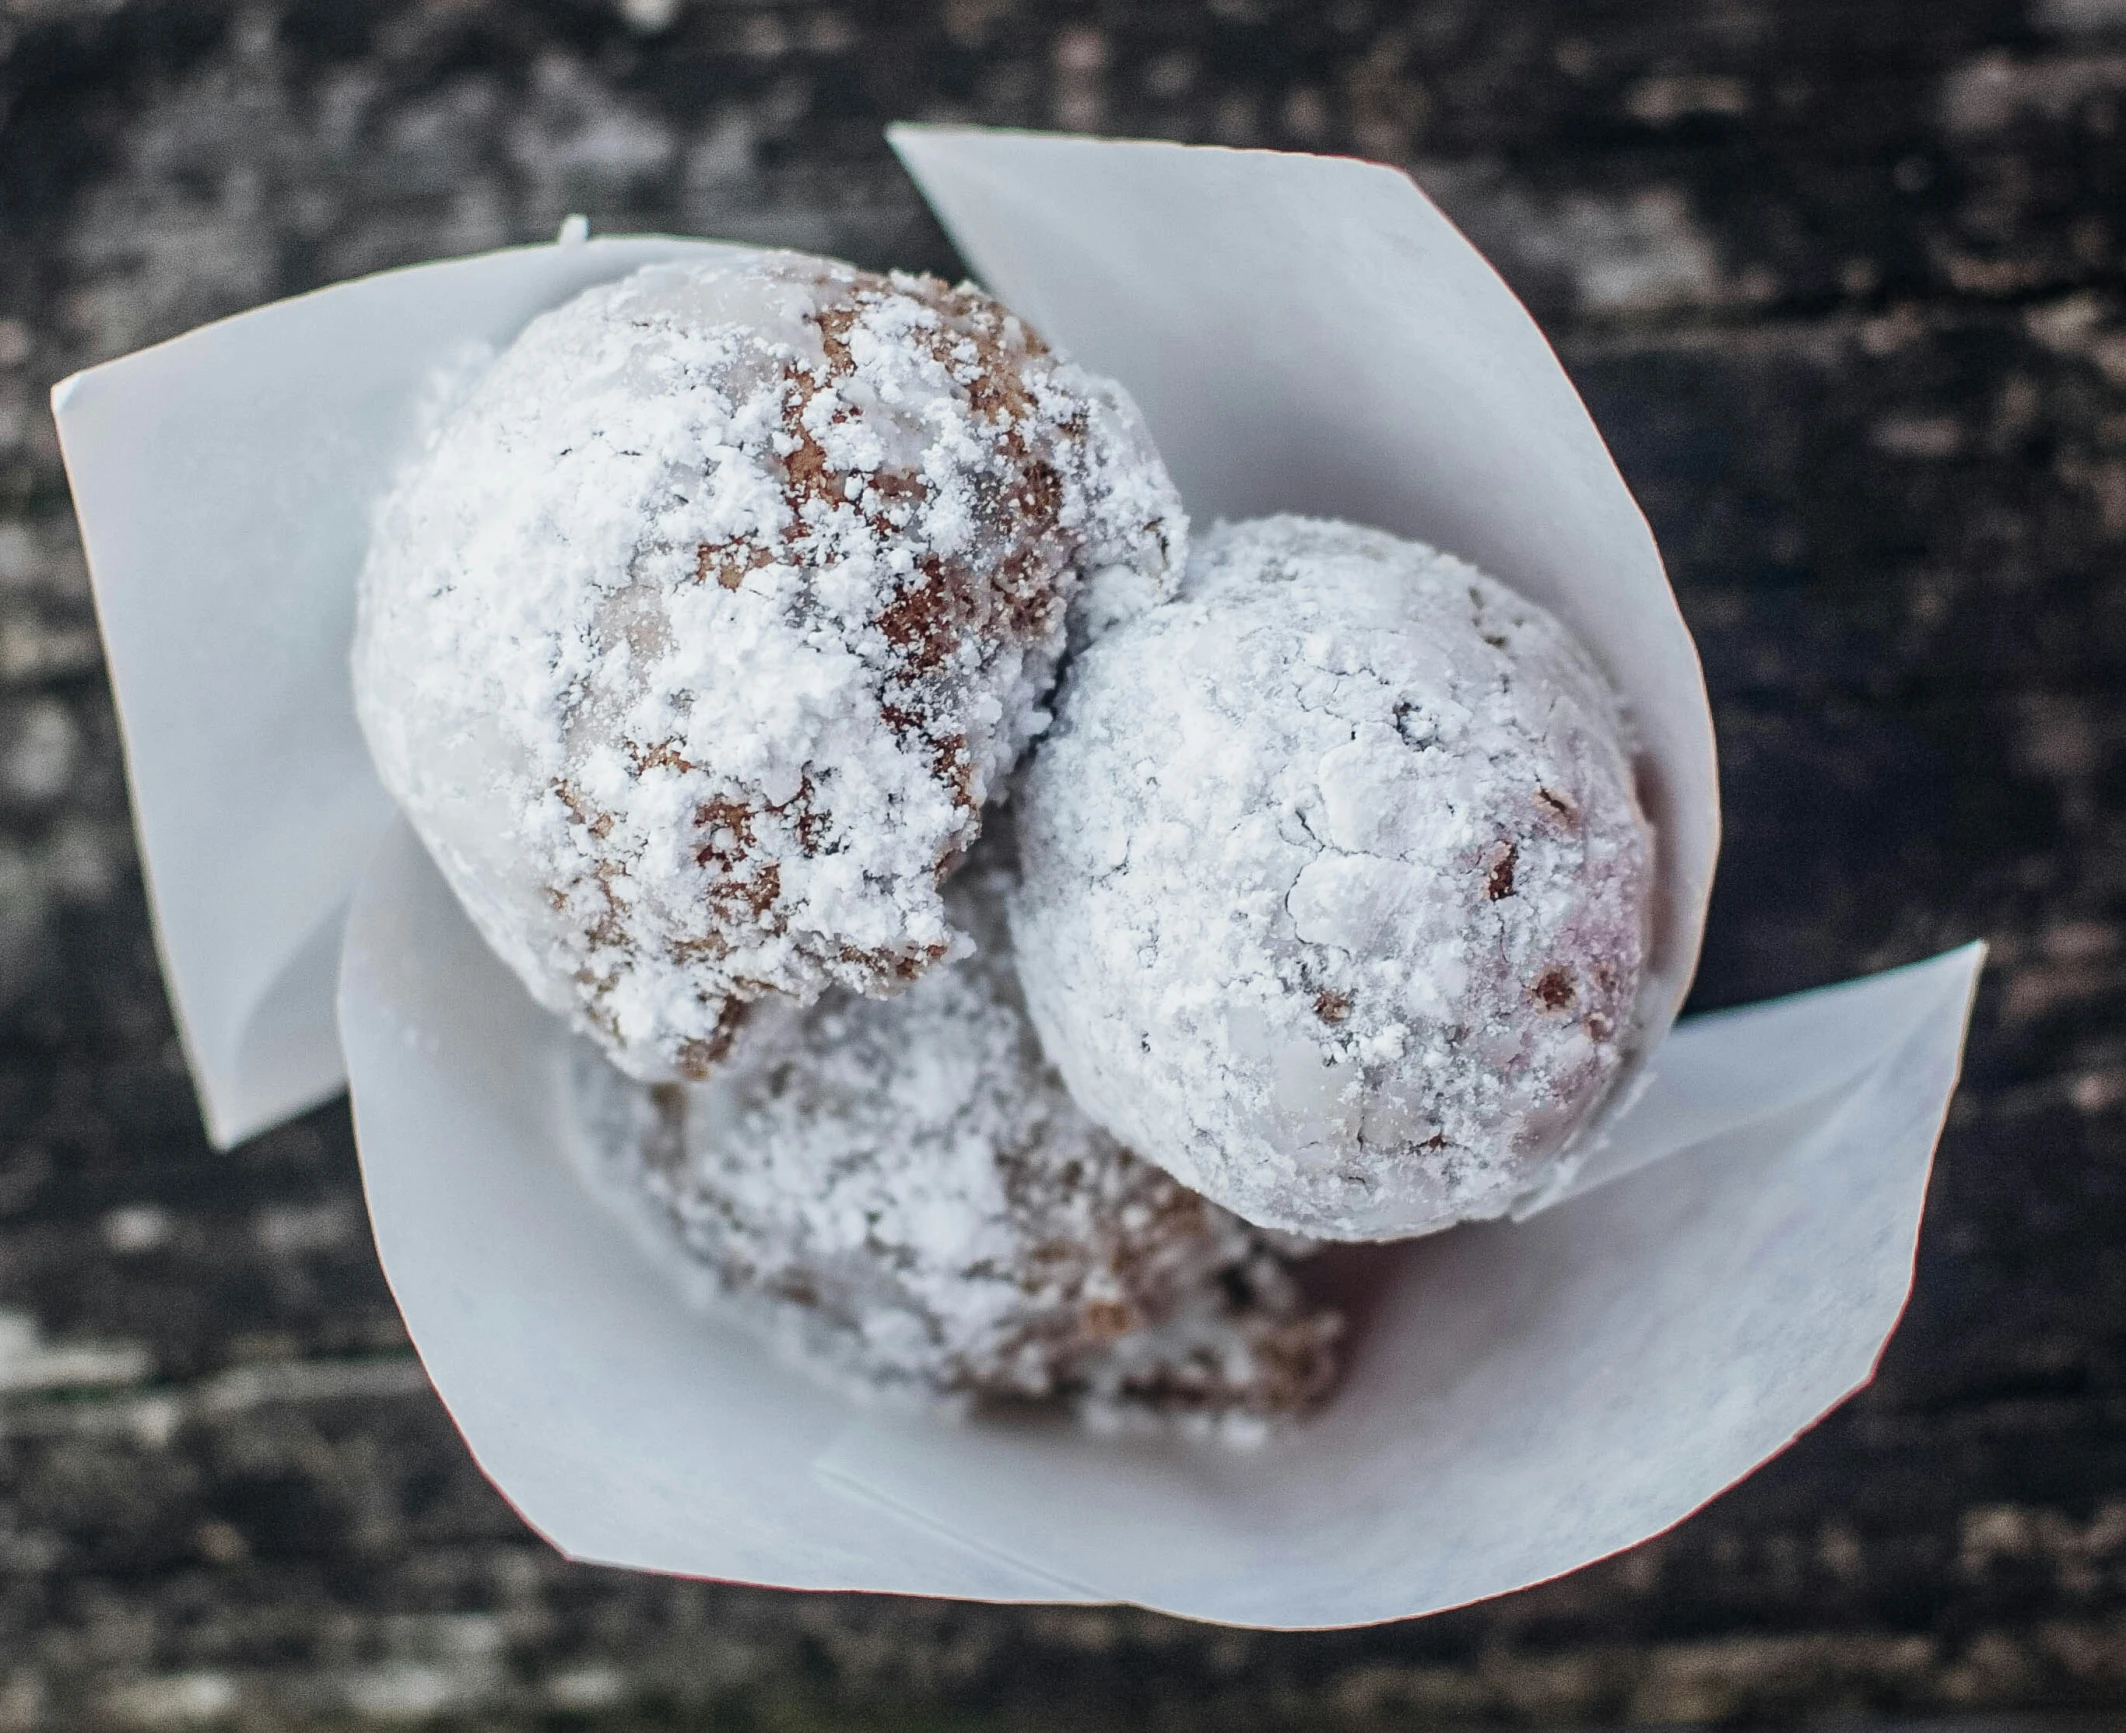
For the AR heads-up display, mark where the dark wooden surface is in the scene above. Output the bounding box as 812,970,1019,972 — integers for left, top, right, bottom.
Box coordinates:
3,1,2125,1727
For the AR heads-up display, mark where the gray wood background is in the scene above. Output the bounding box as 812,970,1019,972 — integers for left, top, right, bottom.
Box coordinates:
1,1,2123,1727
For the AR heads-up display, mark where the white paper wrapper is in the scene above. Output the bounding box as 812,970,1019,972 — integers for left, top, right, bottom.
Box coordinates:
342,812,1980,1626
53,129,1984,1628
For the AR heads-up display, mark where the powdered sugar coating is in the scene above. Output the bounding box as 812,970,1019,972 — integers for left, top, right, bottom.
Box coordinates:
355,251,1184,1081
564,864,1339,1423
1010,516,1655,1241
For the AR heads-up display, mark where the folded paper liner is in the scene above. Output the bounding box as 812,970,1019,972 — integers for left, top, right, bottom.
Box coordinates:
52,127,1982,1628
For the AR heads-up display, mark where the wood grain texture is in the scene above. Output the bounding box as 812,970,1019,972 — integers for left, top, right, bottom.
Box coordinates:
1,1,2124,1726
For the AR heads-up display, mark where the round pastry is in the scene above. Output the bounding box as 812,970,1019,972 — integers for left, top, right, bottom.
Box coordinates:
355,250,1185,1081
1008,515,1655,1241
565,859,1340,1425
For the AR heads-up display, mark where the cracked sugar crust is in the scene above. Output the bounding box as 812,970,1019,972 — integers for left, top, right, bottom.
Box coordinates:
354,251,1185,1082
1009,516,1655,1242
564,861,1341,1425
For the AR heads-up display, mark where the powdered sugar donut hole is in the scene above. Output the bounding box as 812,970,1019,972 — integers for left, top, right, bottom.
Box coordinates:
355,250,1184,1082
565,862,1340,1429
1009,516,1655,1241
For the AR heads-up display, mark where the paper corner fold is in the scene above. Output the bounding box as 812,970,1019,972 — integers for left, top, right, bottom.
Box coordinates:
48,370,86,419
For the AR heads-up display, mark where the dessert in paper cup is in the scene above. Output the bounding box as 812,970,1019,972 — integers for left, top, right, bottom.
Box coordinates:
53,127,1982,1629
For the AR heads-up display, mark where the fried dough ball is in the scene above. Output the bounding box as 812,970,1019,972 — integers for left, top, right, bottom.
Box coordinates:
1009,516,1655,1241
565,862,1340,1426
355,251,1184,1081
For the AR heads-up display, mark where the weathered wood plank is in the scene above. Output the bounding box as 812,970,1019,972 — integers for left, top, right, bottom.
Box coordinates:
1,1,2123,1726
